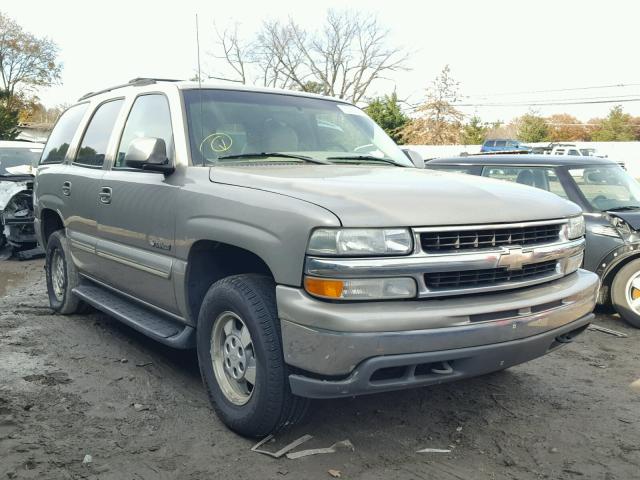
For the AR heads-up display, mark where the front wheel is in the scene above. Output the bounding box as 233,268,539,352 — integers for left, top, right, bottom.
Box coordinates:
196,274,308,437
611,258,640,328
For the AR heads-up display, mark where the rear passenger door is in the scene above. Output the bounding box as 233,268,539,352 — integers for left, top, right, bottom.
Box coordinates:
95,94,179,314
62,99,125,278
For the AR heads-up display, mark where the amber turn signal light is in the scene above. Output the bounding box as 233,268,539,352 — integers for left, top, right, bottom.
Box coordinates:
304,277,344,299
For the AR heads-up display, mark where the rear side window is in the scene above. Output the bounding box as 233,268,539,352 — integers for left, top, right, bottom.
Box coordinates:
116,94,173,168
495,140,506,147
74,99,124,167
40,104,89,164
483,140,495,147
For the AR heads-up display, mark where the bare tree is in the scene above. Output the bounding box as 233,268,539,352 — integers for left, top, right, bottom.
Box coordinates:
206,10,408,104
400,65,464,145
0,11,62,104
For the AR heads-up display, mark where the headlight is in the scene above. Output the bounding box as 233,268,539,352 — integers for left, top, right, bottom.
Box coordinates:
566,215,586,239
307,228,413,256
589,224,620,238
304,276,417,300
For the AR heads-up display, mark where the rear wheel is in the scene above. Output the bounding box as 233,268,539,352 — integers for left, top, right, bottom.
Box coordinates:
45,231,84,314
196,274,308,437
611,258,640,328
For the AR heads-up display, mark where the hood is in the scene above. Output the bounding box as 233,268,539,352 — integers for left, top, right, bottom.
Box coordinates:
209,165,581,227
608,211,640,231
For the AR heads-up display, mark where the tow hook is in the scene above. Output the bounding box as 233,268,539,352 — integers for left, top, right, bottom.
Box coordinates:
431,361,453,375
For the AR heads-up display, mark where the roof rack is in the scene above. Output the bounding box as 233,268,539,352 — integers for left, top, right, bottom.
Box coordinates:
78,78,182,101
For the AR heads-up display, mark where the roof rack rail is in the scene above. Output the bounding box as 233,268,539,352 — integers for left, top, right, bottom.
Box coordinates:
78,78,182,101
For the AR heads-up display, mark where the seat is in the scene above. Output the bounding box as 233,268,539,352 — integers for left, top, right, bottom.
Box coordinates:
516,169,535,187
263,118,299,152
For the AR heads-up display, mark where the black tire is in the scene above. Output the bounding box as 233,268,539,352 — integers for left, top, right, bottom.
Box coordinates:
196,274,308,437
611,258,640,328
45,230,84,314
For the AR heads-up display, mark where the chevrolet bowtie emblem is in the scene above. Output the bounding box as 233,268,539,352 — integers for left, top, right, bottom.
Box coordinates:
497,247,535,271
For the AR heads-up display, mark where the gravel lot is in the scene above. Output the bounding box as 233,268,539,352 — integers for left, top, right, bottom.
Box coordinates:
1,259,639,480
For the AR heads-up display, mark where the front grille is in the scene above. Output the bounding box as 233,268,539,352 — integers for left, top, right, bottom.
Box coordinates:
425,260,558,290
420,224,562,253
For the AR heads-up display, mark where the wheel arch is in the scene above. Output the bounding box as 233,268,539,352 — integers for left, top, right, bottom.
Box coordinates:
40,208,65,248
184,240,275,323
598,249,640,304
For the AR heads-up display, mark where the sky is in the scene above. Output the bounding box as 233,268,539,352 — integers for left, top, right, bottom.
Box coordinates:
4,0,640,123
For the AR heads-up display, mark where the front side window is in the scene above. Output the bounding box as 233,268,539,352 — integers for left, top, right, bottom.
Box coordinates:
116,94,174,168
40,103,89,164
482,166,568,199
74,99,124,167
568,165,640,211
183,89,412,167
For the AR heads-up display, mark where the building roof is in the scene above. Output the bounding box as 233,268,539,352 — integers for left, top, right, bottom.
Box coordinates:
0,140,45,149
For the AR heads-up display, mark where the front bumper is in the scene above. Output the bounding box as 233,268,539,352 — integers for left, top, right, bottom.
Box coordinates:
289,314,593,398
278,269,599,387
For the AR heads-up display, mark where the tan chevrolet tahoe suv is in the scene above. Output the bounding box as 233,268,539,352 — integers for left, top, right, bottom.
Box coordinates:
35,78,599,437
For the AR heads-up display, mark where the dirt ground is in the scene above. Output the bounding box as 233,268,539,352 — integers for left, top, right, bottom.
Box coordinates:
1,259,638,480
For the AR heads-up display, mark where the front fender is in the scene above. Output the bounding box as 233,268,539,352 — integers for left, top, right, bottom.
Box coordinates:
175,181,341,286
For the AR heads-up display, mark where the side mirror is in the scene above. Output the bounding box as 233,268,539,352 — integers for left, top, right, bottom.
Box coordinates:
125,137,174,174
402,148,424,169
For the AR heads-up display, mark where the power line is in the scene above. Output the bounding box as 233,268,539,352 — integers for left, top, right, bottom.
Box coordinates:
465,82,640,99
453,97,640,107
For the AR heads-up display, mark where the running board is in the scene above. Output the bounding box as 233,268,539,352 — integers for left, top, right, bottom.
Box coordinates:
72,284,195,349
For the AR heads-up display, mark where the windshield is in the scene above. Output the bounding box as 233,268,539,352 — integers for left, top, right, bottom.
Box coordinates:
568,165,640,211
0,147,42,175
183,89,412,167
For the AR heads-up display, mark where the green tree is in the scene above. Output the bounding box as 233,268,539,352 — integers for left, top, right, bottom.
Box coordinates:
590,106,635,141
0,11,62,102
365,92,409,143
461,116,489,145
515,113,548,142
0,89,18,139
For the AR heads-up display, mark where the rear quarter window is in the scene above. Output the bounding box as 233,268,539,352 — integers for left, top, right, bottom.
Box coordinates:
40,104,89,164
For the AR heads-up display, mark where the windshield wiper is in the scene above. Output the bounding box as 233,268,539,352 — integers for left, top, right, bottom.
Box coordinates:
216,152,329,165
325,155,404,166
606,206,640,212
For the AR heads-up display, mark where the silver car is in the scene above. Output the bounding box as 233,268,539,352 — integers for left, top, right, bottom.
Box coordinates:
35,78,598,437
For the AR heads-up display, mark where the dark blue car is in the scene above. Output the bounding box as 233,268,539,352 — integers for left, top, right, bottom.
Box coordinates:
481,139,532,153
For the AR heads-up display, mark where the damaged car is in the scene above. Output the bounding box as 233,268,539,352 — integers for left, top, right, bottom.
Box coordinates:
0,141,44,259
427,154,640,328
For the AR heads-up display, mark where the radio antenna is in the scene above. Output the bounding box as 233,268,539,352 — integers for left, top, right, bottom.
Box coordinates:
195,14,202,88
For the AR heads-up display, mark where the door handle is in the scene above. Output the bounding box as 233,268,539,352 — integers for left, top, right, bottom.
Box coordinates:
62,181,71,196
99,186,112,205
